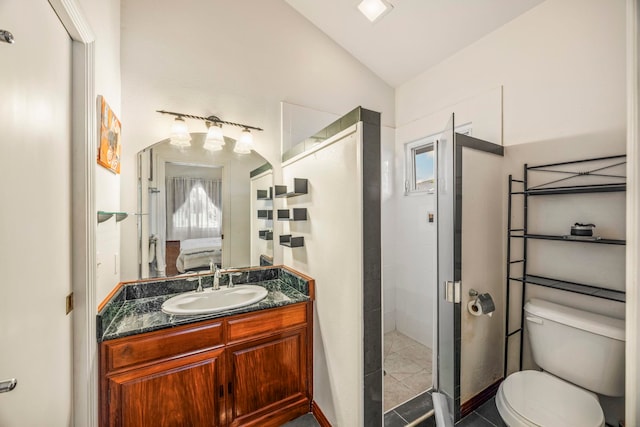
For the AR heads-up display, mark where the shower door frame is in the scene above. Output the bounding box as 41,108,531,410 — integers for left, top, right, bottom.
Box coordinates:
435,113,504,424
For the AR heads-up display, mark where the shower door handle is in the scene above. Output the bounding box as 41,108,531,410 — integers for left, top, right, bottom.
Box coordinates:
0,378,17,393
444,281,461,303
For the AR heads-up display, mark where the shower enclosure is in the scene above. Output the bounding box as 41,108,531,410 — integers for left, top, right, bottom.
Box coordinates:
383,112,503,424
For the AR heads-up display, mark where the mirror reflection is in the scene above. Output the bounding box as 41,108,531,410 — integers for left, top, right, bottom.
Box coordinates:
138,133,272,279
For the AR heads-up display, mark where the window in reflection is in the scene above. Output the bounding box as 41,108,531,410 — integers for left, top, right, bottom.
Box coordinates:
167,177,222,240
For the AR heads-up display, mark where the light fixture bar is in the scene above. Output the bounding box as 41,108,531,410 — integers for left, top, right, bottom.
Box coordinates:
156,109,263,132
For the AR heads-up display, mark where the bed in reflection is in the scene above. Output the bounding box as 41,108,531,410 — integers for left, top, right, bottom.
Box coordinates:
165,237,222,275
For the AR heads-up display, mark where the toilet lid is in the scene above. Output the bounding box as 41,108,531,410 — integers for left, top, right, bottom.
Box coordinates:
500,371,604,427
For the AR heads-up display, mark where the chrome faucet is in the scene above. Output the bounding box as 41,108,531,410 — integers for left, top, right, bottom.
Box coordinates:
212,266,221,290
187,275,205,292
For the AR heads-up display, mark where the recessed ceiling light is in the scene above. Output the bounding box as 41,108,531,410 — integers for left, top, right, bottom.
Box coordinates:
357,0,393,23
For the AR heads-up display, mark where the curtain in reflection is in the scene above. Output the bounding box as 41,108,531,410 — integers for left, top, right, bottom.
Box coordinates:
166,177,222,240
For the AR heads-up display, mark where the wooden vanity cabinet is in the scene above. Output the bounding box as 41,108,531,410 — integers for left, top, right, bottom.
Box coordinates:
106,348,226,427
226,303,312,426
100,302,312,427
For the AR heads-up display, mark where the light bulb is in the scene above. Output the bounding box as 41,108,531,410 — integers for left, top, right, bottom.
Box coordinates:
203,123,225,152
169,117,191,147
234,128,254,154
205,123,224,144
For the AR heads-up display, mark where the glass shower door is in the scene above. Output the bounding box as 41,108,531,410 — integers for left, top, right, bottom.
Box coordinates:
434,113,461,425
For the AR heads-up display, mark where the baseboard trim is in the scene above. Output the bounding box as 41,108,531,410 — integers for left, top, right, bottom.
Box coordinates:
311,400,332,427
460,378,503,417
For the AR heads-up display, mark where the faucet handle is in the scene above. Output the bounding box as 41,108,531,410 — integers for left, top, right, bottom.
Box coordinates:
227,271,242,288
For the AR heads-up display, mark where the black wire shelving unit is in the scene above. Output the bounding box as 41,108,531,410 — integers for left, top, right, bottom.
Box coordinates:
504,154,627,378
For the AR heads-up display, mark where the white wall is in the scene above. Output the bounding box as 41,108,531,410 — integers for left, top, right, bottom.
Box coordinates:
626,1,640,423
397,0,625,147
390,192,436,345
381,125,398,334
77,0,122,305
393,0,626,411
281,126,364,427
250,170,274,266
118,0,395,295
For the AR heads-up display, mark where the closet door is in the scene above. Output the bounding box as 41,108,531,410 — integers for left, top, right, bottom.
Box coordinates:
0,0,73,425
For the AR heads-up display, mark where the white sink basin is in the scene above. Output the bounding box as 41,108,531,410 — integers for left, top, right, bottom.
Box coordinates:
161,285,268,315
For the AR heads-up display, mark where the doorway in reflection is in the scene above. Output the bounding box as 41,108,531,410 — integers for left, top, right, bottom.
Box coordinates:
158,163,223,276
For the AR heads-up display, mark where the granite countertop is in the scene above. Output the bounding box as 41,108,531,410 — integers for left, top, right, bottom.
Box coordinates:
97,267,312,342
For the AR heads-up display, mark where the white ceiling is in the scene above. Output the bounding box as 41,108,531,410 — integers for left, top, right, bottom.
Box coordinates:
285,0,545,87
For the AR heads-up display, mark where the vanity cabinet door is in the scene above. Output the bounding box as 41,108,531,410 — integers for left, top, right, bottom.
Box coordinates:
106,348,225,427
225,327,309,427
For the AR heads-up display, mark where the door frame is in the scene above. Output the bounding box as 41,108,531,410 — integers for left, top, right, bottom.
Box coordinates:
46,1,97,426
626,0,640,424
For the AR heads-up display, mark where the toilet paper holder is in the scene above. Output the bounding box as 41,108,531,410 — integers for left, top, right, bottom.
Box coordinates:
468,289,496,317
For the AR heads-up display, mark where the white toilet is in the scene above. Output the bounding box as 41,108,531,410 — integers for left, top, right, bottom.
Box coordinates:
496,298,625,427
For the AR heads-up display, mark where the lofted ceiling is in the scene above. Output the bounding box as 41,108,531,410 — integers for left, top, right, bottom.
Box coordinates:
285,0,546,87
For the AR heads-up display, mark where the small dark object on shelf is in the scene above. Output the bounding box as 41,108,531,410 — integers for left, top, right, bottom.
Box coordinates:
571,223,595,237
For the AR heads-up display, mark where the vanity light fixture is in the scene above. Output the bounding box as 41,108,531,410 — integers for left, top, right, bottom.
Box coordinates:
357,0,393,22
157,109,263,153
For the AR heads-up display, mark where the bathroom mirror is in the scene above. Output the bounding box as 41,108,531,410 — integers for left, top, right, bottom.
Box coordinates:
138,133,272,279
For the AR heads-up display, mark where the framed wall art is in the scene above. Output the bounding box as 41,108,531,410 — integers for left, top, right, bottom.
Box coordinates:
97,95,122,174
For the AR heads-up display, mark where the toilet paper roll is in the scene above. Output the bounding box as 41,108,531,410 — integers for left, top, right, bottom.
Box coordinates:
467,293,495,317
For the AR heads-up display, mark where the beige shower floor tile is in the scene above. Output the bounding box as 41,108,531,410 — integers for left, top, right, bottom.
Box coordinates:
384,330,432,411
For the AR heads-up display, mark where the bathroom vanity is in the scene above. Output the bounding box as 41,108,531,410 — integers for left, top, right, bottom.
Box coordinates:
97,266,314,427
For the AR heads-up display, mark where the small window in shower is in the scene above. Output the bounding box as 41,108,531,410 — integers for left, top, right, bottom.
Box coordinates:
404,124,472,196
405,139,435,195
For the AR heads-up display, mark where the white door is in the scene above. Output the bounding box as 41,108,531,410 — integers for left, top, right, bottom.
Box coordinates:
0,0,73,425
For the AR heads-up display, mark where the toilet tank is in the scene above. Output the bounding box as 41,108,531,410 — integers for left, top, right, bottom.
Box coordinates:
524,298,625,397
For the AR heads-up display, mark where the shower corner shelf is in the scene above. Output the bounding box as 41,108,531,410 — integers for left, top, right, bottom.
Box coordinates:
98,211,129,223
279,235,304,248
259,230,273,241
504,154,626,377
257,187,273,200
277,208,307,221
274,178,308,198
257,209,273,220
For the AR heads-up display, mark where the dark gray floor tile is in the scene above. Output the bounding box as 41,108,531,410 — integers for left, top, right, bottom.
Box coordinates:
475,397,506,426
394,391,434,424
455,412,495,427
384,410,407,427
281,413,321,427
